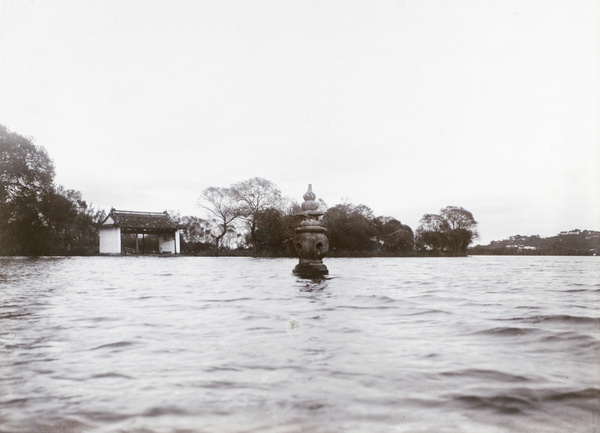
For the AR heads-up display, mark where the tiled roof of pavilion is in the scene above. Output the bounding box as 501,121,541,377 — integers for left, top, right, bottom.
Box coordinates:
102,209,178,230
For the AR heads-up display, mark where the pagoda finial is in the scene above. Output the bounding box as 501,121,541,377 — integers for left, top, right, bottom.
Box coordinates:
301,184,319,212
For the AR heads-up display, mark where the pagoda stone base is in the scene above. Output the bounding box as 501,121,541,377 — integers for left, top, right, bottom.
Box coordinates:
293,261,329,277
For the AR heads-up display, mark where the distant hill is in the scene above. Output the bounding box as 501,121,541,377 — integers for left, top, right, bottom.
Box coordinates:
469,230,600,256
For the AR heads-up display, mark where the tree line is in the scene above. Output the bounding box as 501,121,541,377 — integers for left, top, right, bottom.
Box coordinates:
0,124,104,255
1,124,479,256
189,178,478,257
470,231,600,256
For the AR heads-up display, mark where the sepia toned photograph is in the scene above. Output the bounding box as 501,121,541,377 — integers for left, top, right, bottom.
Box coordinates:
0,1,598,432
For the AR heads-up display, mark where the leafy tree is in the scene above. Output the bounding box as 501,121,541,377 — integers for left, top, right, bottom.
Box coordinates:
231,177,283,256
250,204,300,257
1,124,102,255
323,203,378,253
42,186,102,254
1,125,55,254
440,206,478,253
176,215,212,253
197,186,242,255
373,216,414,253
416,206,478,255
415,213,449,253
168,212,212,248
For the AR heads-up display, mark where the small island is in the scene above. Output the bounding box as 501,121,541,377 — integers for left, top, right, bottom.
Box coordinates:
1,123,597,257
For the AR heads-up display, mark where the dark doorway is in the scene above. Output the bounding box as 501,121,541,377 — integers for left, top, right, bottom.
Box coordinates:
121,233,160,254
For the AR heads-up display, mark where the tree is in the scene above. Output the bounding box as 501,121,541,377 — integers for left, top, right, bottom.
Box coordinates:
415,213,449,253
176,215,212,253
440,206,478,253
1,124,55,255
323,202,378,253
416,206,478,255
42,186,101,254
231,177,283,256
197,186,242,255
373,216,414,253
249,205,300,257
1,124,102,255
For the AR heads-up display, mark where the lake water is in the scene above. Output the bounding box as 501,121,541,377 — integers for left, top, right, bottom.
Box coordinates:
0,256,598,433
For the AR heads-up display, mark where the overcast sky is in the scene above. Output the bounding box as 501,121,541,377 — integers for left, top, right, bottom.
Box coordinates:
1,0,598,244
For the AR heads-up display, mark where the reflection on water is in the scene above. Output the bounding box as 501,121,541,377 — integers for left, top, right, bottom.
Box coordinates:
296,275,331,292
0,256,599,433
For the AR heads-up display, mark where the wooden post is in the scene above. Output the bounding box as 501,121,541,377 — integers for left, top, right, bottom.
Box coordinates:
135,234,139,254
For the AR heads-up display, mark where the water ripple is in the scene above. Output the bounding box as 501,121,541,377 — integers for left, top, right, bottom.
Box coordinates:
0,256,598,433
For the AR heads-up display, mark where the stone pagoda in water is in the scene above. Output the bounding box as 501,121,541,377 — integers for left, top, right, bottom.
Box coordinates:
293,184,329,277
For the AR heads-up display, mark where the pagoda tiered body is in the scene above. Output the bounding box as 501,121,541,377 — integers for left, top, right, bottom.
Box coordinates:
292,184,329,276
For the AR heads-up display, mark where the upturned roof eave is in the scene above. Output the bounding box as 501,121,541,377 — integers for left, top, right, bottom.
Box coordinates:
100,209,179,231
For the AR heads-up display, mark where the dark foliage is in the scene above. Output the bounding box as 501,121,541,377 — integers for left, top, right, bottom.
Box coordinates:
1,124,102,255
245,207,293,256
372,216,415,254
180,215,220,254
323,203,377,253
415,206,478,255
470,231,600,256
321,204,415,256
231,177,283,256
3,124,491,257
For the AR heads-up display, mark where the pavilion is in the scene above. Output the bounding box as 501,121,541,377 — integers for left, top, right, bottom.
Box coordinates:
99,209,181,255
